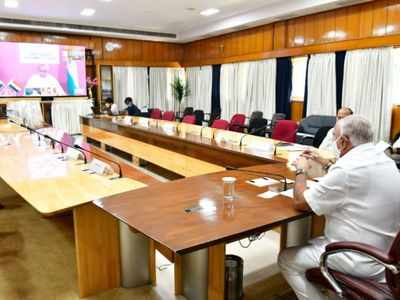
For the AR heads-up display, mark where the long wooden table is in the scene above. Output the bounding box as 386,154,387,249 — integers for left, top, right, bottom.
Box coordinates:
0,120,156,297
81,116,321,299
94,164,310,300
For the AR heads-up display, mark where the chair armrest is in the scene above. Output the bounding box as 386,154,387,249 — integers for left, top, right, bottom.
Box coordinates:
319,241,400,298
326,242,394,265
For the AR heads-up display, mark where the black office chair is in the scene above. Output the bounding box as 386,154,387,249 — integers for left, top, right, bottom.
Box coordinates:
182,107,193,117
248,118,268,137
312,126,332,148
193,110,205,126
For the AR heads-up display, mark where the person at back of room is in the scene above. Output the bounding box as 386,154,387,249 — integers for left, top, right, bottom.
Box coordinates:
124,97,142,116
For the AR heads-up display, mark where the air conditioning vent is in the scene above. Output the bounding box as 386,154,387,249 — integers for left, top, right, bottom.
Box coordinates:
0,17,176,39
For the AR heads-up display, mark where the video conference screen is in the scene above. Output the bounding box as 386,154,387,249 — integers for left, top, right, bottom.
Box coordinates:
0,42,87,97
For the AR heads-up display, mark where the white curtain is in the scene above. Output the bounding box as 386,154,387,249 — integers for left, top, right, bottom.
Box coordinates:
185,66,212,114
113,67,149,111
150,67,185,112
306,53,336,116
51,99,92,134
342,48,394,142
7,100,44,128
220,59,276,120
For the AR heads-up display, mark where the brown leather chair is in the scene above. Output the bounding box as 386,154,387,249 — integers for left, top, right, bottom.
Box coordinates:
306,231,400,300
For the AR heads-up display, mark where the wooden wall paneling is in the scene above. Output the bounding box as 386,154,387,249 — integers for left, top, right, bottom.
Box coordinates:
42,34,90,47
359,2,374,38
295,17,306,47
372,0,389,36
201,37,222,60
273,21,287,50
387,0,400,35
131,39,143,61
346,5,361,39
287,19,296,48
335,8,348,41
322,11,337,43
0,30,42,43
236,30,247,55
263,24,274,51
142,41,156,62
250,27,264,54
102,38,131,61
391,105,400,139
304,15,316,45
223,33,234,58
291,101,304,122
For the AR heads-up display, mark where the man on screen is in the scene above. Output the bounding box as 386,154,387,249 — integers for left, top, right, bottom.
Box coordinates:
25,64,65,96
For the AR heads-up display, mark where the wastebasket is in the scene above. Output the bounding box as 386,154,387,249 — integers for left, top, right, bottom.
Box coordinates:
225,254,244,300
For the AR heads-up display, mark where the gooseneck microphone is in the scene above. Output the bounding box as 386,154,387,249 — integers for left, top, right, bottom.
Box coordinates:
43,134,87,164
225,165,288,191
239,124,269,147
74,144,123,178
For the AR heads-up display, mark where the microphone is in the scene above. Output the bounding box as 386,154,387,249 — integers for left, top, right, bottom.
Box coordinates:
74,144,123,178
240,124,269,147
43,134,87,164
225,165,288,191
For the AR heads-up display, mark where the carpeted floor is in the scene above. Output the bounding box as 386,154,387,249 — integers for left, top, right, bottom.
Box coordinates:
0,194,295,300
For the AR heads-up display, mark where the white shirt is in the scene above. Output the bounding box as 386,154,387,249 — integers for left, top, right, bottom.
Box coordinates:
318,128,339,157
394,137,400,149
305,143,400,247
25,74,65,96
110,104,119,115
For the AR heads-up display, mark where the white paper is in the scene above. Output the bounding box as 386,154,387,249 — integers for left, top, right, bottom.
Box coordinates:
280,189,294,198
247,177,280,187
258,191,279,199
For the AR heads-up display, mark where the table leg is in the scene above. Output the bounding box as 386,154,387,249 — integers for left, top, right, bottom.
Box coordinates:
174,253,183,295
149,239,157,286
208,243,226,300
73,203,121,298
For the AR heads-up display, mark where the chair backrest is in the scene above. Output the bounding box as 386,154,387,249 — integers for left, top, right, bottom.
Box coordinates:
211,119,230,130
59,132,74,153
313,126,333,148
299,115,336,135
150,108,162,120
249,118,269,137
229,114,246,132
250,111,263,122
182,115,196,124
386,231,400,298
193,110,204,126
162,111,175,121
208,111,221,126
272,120,298,142
271,113,286,126
183,107,194,117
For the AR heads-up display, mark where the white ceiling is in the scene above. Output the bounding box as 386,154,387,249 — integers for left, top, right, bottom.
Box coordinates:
0,0,372,42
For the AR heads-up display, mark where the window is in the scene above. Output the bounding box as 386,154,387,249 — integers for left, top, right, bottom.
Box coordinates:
291,56,308,102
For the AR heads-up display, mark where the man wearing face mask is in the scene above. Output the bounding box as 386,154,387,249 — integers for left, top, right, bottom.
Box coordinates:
319,107,353,157
278,115,400,300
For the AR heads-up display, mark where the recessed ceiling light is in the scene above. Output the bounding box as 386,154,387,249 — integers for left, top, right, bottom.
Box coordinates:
200,8,220,16
4,0,19,8
80,8,96,16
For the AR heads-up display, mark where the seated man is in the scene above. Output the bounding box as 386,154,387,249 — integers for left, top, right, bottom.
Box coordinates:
124,97,142,116
319,107,353,156
103,98,118,116
278,115,400,300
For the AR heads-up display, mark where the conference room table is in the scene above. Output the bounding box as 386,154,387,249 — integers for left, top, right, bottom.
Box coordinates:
81,115,325,300
0,119,156,297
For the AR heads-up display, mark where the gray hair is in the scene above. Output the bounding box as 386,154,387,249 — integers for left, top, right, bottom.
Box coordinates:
338,115,374,146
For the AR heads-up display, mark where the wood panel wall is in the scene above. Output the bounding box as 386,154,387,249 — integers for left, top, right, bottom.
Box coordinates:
0,31,183,67
182,0,400,67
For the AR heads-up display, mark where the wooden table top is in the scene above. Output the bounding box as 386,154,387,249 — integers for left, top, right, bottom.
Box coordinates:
0,122,147,216
94,163,310,254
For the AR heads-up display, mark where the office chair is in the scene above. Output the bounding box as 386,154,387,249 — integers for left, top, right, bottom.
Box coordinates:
229,114,246,132
162,111,175,121
150,108,162,120
312,126,333,148
265,113,286,136
193,110,205,126
248,118,268,137
271,120,298,143
211,119,230,130
306,230,400,300
182,115,196,124
207,111,221,127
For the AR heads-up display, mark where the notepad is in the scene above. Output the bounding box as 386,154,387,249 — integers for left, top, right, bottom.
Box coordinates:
280,189,294,198
258,191,279,199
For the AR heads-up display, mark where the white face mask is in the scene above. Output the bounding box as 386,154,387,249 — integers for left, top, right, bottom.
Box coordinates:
333,136,342,158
